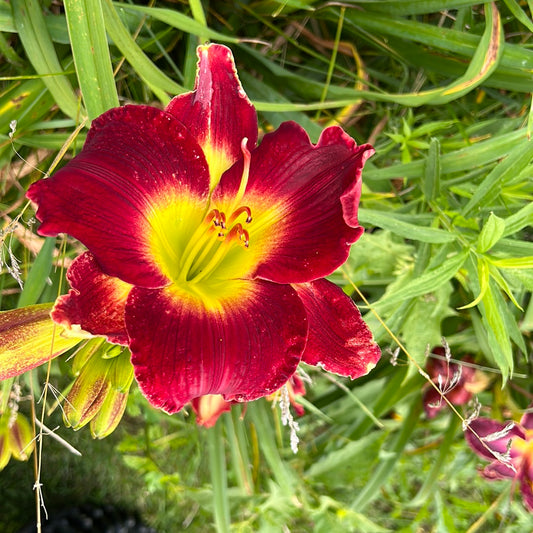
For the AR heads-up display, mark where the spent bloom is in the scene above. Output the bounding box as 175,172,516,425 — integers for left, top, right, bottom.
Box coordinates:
423,347,486,418
10,44,380,415
465,408,533,511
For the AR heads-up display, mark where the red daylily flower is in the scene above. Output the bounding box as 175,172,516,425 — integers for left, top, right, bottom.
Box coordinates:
26,44,380,414
465,409,533,511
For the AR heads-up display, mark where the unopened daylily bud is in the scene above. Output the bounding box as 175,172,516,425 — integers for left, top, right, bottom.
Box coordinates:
64,350,112,429
0,410,34,470
64,343,133,436
0,303,81,380
71,337,106,376
90,388,129,439
0,425,10,471
9,412,34,461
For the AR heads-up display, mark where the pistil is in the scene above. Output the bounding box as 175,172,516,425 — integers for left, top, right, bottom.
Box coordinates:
175,137,253,286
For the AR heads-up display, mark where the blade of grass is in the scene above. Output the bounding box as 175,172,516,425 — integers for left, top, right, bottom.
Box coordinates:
11,0,81,119
101,0,184,103
64,0,119,120
17,237,56,308
462,135,533,215
117,3,239,44
350,395,422,511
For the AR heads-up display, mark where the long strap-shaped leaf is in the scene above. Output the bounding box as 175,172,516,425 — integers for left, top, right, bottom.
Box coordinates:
254,2,503,109
11,0,81,119
101,0,184,104
64,0,119,120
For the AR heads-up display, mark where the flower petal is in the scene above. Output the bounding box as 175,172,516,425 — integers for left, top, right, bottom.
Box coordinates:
519,460,533,511
191,395,232,428
482,461,516,480
166,44,257,189
126,280,307,413
213,122,374,284
465,418,524,461
51,252,130,345
293,279,380,378
521,409,533,431
0,303,80,380
27,105,210,288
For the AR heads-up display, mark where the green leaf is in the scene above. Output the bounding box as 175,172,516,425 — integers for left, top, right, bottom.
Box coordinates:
477,212,505,253
64,0,119,120
480,280,514,381
306,431,385,485
11,0,81,119
501,201,533,237
401,281,455,365
374,250,468,311
102,0,184,103
489,256,533,269
458,256,490,310
463,136,533,215
117,3,238,44
423,137,440,202
17,237,56,308
358,208,456,244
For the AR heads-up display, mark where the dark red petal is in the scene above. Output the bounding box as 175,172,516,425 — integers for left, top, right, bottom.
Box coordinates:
125,281,307,414
294,279,380,379
521,409,533,430
166,44,257,188
423,388,446,419
51,252,130,345
27,105,210,288
482,461,516,480
465,418,525,461
214,121,374,284
519,459,533,511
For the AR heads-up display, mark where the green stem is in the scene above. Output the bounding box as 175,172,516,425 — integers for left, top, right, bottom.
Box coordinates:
207,421,231,533
225,407,254,495
248,400,297,495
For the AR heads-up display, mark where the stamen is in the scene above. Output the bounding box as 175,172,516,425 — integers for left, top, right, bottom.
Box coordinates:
228,206,252,225
232,138,251,209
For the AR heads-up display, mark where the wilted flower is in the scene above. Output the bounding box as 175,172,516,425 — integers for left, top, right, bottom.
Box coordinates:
423,348,486,418
16,43,380,415
465,408,533,511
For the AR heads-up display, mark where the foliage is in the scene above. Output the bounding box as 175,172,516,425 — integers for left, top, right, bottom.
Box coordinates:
0,1,532,532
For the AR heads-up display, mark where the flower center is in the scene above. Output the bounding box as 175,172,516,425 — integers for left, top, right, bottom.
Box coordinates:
176,203,252,284
149,138,256,302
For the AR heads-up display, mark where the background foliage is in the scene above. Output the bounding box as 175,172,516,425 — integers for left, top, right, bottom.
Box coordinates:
0,0,532,531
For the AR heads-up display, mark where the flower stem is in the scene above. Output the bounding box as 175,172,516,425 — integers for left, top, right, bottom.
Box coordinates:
248,400,298,496
207,420,231,533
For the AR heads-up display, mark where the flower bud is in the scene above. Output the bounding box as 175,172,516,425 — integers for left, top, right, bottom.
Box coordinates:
64,343,133,435
0,409,34,470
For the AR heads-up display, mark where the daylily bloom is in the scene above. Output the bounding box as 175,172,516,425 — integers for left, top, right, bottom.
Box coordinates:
423,348,486,418
25,43,380,414
465,409,533,511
